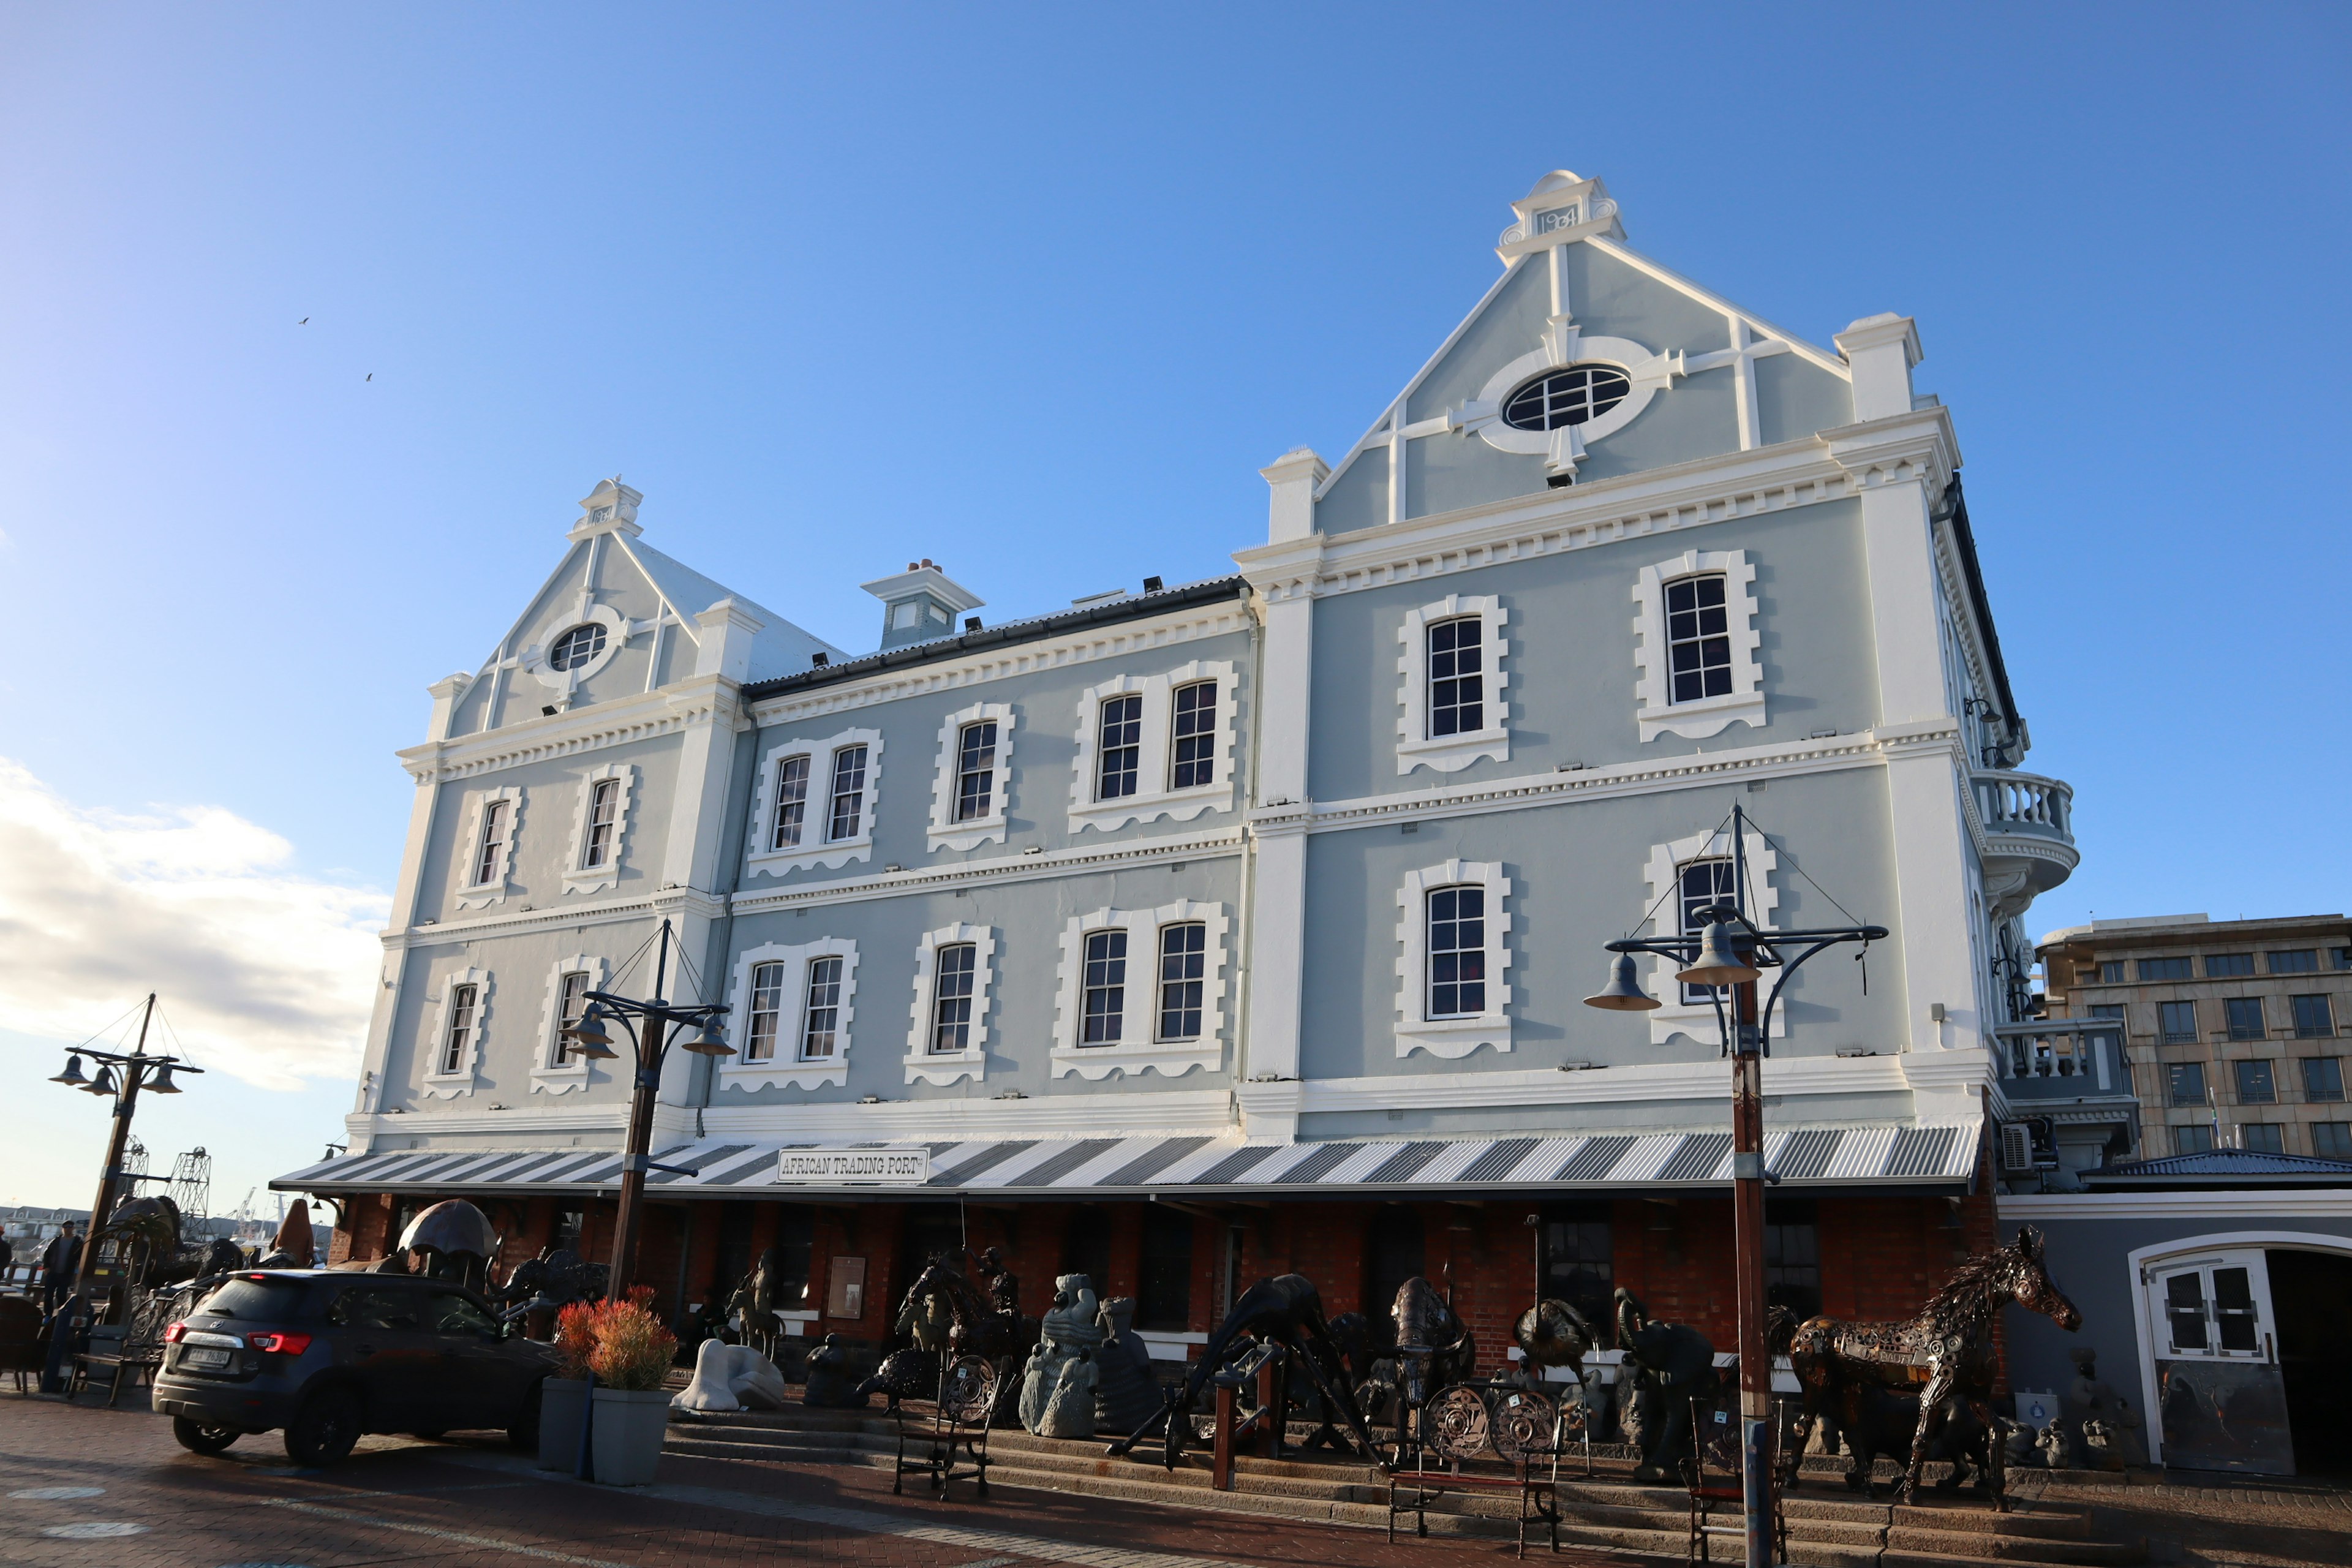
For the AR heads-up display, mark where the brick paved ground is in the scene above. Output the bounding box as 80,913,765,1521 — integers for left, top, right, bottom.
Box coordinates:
2008,1469,2352,1568
0,1393,1640,1568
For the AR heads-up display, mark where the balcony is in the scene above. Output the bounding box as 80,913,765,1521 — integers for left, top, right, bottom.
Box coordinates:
1991,1020,2138,1130
1972,768,2079,911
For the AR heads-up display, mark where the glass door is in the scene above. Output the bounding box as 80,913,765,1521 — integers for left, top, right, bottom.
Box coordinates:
2148,1250,2293,1473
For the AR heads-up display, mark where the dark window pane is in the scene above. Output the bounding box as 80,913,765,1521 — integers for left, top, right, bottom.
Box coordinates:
2234,1060,2276,1104
2205,953,2255,978
2315,1123,2352,1160
2138,957,2194,981
2160,1001,2199,1044
2269,949,2319,974
2303,1058,2345,1103
2225,997,2266,1041
1136,1206,1193,1331
1097,695,1142,799
2174,1124,2214,1154
2242,1123,2285,1155
2168,1063,2208,1106
2292,995,2335,1038
2165,1272,2210,1351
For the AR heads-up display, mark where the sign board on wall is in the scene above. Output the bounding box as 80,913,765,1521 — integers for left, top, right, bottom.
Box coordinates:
826,1256,866,1319
774,1147,930,1185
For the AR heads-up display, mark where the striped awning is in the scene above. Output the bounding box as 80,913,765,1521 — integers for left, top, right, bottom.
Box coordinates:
272,1120,1978,1198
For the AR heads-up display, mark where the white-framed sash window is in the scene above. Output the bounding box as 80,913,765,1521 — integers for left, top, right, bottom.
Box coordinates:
747,728,883,877
721,938,858,1091
421,967,492,1099
563,762,638,895
904,923,997,1085
455,785,524,910
1067,661,1238,834
530,954,607,1095
1396,595,1510,775
1632,549,1764,741
1051,902,1229,1079
1393,860,1513,1059
926,702,1016,851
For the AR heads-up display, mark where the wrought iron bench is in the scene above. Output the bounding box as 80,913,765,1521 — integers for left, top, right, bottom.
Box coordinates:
890,1355,997,1501
1387,1382,1566,1558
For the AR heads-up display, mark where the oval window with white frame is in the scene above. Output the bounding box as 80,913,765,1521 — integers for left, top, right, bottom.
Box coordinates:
1501,364,1630,431
549,623,608,671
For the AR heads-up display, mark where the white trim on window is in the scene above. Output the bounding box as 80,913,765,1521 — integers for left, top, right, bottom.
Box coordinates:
1067,661,1238,834
720,938,858,1091
1631,549,1764,741
522,601,630,699
455,785,524,910
1396,595,1510,775
746,728,883,878
926,702,1016,852
1050,901,1230,1080
904,923,997,1086
530,954,607,1095
420,966,492,1099
562,762,638,895
1393,860,1513,1060
1638,828,1779,1044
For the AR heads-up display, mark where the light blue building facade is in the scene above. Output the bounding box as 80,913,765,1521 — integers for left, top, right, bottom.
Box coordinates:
280,173,2081,1338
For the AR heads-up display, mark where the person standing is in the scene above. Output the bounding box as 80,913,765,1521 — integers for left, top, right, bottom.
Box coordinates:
40,1222,81,1316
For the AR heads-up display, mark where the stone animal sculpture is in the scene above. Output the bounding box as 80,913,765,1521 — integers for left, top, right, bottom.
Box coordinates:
1614,1288,1722,1482
1106,1273,1379,1470
673,1338,788,1412
1038,1347,1099,1439
1387,1277,1478,1456
802,1332,869,1408
1020,1273,1104,1433
1091,1295,1165,1432
1784,1226,2080,1508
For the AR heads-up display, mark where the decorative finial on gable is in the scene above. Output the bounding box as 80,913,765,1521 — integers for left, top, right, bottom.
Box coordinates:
570,477,644,541
1496,170,1624,260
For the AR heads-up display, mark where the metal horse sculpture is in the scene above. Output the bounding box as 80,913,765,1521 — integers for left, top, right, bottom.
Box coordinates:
862,1254,1036,1421
1784,1226,2079,1506
1106,1273,1379,1469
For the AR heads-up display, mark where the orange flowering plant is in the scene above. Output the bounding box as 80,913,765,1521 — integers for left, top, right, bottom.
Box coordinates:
552,1298,598,1381
584,1286,678,1393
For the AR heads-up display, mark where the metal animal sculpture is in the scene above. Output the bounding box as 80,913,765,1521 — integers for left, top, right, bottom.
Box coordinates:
726,1245,785,1358
1823,1382,2001,1496
1389,1276,1478,1452
1107,1273,1379,1469
1613,1288,1721,1481
1784,1226,2079,1507
860,1253,1036,1419
1513,1297,1600,1382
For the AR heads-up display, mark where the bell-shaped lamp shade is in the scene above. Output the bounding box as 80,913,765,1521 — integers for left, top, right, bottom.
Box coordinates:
680,1017,735,1057
147,1061,181,1094
1582,952,1662,1012
85,1064,119,1096
51,1053,89,1087
1676,919,1761,988
564,1001,619,1059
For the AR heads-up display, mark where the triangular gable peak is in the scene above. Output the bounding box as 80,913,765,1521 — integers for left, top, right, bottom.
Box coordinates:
438,480,842,737
1311,171,1861,533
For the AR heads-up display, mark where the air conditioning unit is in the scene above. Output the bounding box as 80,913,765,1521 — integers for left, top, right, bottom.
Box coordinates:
1999,1123,2036,1174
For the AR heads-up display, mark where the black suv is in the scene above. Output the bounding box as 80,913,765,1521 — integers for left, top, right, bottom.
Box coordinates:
151,1270,561,1466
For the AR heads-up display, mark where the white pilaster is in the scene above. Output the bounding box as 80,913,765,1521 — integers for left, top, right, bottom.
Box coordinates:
1259,448,1328,546
1835,314,1923,423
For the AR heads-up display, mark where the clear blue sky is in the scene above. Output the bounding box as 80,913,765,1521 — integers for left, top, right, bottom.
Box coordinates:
1,4,2345,1208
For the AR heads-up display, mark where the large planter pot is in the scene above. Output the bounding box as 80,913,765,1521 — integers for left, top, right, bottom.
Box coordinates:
537,1378,590,1472
589,1387,672,1487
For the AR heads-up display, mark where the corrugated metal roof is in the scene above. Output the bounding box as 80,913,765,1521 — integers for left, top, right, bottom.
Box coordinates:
273,1119,1980,1198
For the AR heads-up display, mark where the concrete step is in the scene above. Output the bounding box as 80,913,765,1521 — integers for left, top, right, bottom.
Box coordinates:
1889,1503,2095,1542
1885,1531,2145,1567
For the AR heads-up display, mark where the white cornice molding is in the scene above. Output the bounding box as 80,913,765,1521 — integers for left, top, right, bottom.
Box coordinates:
1297,1053,1913,1115
1239,434,1864,605
697,1088,1237,1141
1246,724,1958,841
387,886,725,949
400,678,741,784
1820,409,1960,495
744,603,1254,728
728,826,1244,916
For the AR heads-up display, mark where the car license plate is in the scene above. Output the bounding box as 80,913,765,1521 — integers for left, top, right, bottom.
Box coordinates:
185,1347,230,1368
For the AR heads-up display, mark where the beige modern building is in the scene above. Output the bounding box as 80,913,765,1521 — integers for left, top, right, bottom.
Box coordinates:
2038,913,2352,1160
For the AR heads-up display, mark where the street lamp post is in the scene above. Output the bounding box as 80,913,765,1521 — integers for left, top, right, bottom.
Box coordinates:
1582,805,1883,1568
43,992,203,1389
559,919,732,1300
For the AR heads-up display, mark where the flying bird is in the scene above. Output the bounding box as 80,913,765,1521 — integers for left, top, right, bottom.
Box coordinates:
298,317,308,325
365,373,373,382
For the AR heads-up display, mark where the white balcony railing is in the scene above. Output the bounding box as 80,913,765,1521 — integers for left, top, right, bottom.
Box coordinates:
1993,1020,2118,1090
1973,769,2074,843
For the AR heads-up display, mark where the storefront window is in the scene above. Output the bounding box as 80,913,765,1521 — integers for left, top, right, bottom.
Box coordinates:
1763,1198,1822,1321
1540,1202,1614,1346
1137,1206,1194,1332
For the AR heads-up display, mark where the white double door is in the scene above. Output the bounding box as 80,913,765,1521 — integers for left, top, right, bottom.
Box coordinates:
2146,1249,2293,1474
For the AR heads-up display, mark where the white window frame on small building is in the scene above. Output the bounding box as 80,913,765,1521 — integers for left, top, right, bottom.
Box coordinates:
1067,661,1238,834
926,702,1016,852
1050,901,1229,1080
745,727,884,877
1630,549,1765,741
720,938,858,1092
420,966,492,1099
903,923,998,1086
1393,859,1513,1060
1396,595,1510,775
1638,827,1779,1045
530,953,607,1096
562,762,638,896
454,785,524,910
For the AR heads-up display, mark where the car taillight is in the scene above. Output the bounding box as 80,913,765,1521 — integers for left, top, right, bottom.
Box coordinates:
162,1322,186,1343
247,1332,312,1355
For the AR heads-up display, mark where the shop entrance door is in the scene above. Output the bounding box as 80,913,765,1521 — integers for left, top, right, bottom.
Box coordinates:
2268,1248,2352,1477
2147,1250,2293,1474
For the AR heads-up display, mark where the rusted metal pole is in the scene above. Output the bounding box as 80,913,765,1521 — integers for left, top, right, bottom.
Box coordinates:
1730,973,1774,1568
605,924,669,1301
74,993,155,1310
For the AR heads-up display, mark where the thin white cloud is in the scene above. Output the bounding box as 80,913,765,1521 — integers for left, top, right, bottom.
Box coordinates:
0,758,386,1090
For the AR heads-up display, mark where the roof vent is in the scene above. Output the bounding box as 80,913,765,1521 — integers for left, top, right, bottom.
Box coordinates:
861,562,984,652
1143,575,1164,594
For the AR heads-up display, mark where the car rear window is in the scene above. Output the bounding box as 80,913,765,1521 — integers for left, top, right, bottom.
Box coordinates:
194,1278,318,1322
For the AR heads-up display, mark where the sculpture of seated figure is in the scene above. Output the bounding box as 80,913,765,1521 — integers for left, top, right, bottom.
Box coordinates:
1020,1273,1106,1433
801,1332,870,1409
674,1338,788,1412
1039,1347,1099,1439
1093,1294,1164,1433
